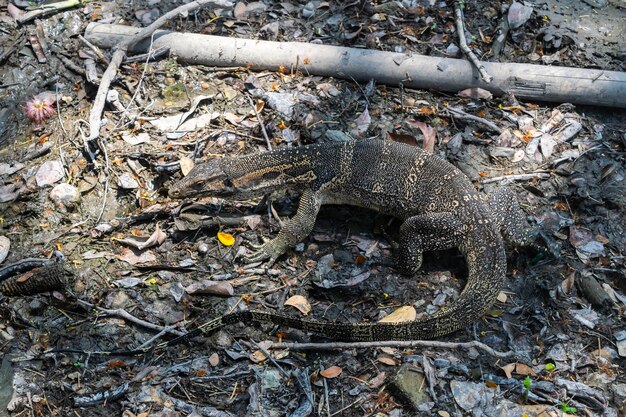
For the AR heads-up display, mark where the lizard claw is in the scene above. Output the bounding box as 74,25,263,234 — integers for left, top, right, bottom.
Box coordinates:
242,237,285,266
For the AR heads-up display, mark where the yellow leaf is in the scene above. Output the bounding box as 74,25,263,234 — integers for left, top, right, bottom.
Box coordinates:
379,306,416,323
285,295,311,315
217,231,235,246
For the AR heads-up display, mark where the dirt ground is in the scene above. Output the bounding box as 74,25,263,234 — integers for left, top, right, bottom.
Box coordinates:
0,1,625,416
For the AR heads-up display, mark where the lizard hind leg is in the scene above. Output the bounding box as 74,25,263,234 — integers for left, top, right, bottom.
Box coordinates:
397,213,465,275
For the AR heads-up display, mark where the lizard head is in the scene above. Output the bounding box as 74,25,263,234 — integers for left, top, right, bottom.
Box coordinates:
168,158,235,199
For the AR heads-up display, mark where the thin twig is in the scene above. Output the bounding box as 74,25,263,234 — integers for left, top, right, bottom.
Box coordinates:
16,0,92,25
454,1,493,83
447,106,502,134
247,95,272,150
482,172,550,184
270,339,517,358
76,298,185,337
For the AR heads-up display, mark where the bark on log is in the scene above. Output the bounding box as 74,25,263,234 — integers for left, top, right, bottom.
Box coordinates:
85,23,626,108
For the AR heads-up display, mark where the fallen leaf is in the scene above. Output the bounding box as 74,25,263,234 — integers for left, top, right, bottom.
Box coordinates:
320,366,342,378
250,350,268,363
209,352,219,366
379,306,416,323
179,157,194,176
412,120,436,153
350,107,371,137
376,354,400,366
117,248,157,265
217,231,235,247
387,132,418,146
515,363,537,376
116,224,167,250
457,87,493,100
496,291,507,303
285,295,312,315
185,280,234,296
501,363,516,378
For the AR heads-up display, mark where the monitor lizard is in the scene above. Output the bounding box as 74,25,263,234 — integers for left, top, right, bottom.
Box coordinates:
168,138,536,341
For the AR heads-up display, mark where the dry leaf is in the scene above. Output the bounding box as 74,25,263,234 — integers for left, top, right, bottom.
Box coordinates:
515,363,537,376
501,363,515,378
379,306,416,323
376,354,400,366
209,352,219,367
179,156,195,176
16,271,34,283
412,121,436,153
185,280,234,296
320,366,342,378
387,132,418,146
368,372,386,388
117,248,157,265
116,224,167,250
457,87,493,100
496,291,507,303
250,350,268,363
217,231,235,246
285,295,312,315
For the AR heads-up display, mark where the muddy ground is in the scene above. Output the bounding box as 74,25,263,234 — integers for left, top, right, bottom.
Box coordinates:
0,1,625,416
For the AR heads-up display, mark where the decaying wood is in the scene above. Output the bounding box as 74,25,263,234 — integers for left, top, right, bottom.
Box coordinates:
84,23,626,108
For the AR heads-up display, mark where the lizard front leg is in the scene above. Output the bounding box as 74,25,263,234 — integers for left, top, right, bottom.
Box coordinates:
245,188,323,264
397,213,465,275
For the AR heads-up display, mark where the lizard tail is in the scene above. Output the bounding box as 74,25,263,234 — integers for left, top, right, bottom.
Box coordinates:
196,232,506,341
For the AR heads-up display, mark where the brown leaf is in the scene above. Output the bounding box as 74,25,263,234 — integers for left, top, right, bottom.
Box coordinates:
285,295,312,315
457,87,493,100
368,372,386,388
412,121,436,153
117,248,157,265
320,365,342,378
250,350,268,363
514,363,537,376
376,354,400,366
116,224,167,250
387,132,418,146
501,363,515,378
16,271,34,283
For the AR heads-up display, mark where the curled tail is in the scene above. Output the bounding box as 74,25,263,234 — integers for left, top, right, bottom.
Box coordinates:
191,232,506,341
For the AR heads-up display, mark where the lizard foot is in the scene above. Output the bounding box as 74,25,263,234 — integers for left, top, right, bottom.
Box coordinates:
243,237,287,265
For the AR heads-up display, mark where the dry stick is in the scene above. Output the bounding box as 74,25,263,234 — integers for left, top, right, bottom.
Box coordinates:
247,95,272,151
271,339,516,358
454,1,493,83
86,0,233,146
482,172,550,184
446,106,502,134
16,0,92,25
76,299,185,337
77,34,109,64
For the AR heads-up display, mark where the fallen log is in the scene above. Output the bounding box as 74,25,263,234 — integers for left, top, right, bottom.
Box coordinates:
85,22,626,108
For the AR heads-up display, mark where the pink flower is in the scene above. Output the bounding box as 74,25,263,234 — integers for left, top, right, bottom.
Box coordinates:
24,93,55,123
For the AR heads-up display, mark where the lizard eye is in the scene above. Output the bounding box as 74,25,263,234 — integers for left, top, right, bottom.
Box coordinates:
223,178,233,187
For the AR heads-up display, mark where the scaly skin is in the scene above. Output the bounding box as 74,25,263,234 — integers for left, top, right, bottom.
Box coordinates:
169,139,535,341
